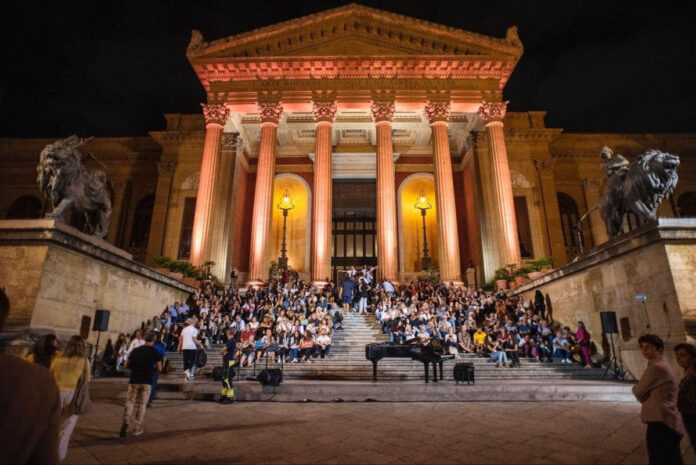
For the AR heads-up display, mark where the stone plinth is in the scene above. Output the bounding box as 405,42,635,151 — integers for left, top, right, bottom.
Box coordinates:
508,218,696,378
0,219,195,347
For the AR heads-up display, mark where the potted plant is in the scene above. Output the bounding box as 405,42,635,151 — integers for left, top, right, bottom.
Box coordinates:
527,257,554,280
514,267,530,287
494,267,510,290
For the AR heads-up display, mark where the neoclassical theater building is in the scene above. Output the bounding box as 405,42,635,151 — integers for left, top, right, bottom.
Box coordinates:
1,4,695,286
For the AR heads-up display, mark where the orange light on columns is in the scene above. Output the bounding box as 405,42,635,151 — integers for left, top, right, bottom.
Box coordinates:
426,100,463,285
311,101,336,286
248,102,283,284
190,103,229,266
372,100,398,282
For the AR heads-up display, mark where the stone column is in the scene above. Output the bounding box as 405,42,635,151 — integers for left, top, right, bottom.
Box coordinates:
311,101,337,286
190,103,230,267
106,181,130,247
478,101,521,268
583,178,609,246
248,102,283,285
372,100,398,282
534,159,567,264
145,160,176,263
425,101,462,284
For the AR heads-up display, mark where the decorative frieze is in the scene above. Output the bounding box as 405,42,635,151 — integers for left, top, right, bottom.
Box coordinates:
478,100,508,124
312,101,337,124
200,103,230,126
258,102,284,124
533,159,554,173
371,100,396,123
156,161,177,177
424,101,450,124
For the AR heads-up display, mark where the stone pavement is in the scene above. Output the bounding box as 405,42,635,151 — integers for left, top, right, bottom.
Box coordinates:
65,400,696,465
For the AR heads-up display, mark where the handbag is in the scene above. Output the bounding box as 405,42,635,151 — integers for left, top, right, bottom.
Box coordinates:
67,358,92,416
195,349,207,368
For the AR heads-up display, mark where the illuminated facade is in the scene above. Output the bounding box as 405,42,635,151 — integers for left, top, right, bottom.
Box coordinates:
1,4,695,285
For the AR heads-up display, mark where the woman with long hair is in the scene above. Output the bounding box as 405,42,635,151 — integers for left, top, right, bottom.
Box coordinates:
674,342,696,453
50,335,90,462
25,334,59,368
114,333,129,370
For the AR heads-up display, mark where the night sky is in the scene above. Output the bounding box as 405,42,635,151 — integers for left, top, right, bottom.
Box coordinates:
1,0,694,138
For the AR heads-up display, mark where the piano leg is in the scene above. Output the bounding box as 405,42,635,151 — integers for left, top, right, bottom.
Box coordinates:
423,362,429,384
439,360,444,381
372,361,378,383
432,362,438,382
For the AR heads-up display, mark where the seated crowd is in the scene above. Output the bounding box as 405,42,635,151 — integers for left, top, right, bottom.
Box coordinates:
99,265,593,377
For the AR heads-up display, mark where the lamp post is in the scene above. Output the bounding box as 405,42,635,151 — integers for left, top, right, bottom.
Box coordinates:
635,293,651,332
414,189,432,271
276,189,295,270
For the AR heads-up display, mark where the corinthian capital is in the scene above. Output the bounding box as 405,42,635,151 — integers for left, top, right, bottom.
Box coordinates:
425,101,450,124
371,101,395,123
478,101,509,124
223,132,240,149
200,103,230,126
312,101,337,124
258,102,283,124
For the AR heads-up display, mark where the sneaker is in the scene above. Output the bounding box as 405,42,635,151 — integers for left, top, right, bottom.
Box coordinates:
220,397,234,404
119,422,128,438
584,365,592,369
132,427,144,436
496,363,501,368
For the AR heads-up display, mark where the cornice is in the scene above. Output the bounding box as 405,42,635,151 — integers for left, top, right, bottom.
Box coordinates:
149,131,206,147
187,4,522,59
505,128,563,143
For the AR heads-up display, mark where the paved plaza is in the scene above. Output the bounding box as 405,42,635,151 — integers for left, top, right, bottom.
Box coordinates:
65,400,696,465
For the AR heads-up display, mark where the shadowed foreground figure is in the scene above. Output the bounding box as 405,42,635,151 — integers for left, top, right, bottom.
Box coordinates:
0,289,62,464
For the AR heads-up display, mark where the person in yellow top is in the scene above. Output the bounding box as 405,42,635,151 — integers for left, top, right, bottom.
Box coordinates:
473,328,487,355
25,334,60,369
50,335,90,462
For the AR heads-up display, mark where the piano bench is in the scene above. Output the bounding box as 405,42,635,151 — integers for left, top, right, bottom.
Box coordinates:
453,362,475,385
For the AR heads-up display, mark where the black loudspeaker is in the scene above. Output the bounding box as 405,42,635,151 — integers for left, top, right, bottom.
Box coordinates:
257,369,283,386
93,309,110,332
600,311,618,334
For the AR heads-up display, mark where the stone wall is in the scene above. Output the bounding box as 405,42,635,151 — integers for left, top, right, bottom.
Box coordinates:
508,218,696,379
0,220,196,349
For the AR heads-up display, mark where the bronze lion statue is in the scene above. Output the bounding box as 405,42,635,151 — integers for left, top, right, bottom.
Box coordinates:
600,147,679,238
37,135,112,237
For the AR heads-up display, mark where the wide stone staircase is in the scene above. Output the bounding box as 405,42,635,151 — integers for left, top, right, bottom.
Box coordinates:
165,312,608,381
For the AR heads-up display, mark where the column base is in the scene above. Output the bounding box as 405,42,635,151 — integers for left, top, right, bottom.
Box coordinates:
441,280,465,288
245,280,265,290
311,280,329,290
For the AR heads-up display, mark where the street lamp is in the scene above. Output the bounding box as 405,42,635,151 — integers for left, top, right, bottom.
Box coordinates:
276,189,295,270
414,189,432,271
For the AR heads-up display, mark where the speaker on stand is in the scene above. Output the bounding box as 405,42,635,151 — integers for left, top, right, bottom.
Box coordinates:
92,309,110,376
600,311,626,381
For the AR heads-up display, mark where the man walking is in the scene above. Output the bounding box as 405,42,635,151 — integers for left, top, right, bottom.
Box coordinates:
178,318,202,380
120,331,162,437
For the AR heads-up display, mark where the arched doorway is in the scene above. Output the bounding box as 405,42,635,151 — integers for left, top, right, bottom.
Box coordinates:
557,192,583,261
678,192,696,218
398,174,438,275
268,174,311,276
6,195,42,219
129,195,155,262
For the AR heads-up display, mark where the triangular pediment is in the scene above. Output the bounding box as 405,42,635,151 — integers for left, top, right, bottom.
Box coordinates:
188,3,523,59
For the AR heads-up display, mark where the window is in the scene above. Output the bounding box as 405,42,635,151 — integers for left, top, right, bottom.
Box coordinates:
514,196,533,258
178,197,197,259
557,192,583,260
129,195,155,248
678,192,696,218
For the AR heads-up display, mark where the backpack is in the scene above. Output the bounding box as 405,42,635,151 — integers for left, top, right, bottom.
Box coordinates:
195,349,207,368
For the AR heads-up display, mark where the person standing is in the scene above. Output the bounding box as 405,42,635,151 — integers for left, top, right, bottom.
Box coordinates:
178,318,202,380
120,331,162,437
50,335,90,462
340,276,355,313
357,278,370,314
219,327,237,404
0,288,62,465
576,321,592,368
674,342,696,452
147,332,167,408
632,334,683,465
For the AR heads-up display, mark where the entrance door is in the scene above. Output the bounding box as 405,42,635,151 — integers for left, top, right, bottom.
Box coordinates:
332,180,377,282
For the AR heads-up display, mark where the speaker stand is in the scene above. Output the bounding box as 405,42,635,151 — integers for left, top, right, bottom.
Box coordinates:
601,333,626,381
91,330,102,377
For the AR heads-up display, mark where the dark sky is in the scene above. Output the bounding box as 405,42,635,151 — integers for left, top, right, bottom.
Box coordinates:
1,0,694,138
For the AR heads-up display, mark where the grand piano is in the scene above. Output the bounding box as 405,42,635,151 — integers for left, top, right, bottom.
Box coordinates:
365,342,453,383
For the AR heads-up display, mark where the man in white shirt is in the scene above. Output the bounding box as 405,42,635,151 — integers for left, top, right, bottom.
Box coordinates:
126,329,145,359
315,330,332,358
178,319,202,380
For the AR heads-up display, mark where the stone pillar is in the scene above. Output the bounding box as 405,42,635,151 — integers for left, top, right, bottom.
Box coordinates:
478,101,521,269
248,102,283,285
145,161,176,263
425,101,462,284
583,178,609,246
372,100,398,282
534,159,567,264
190,103,230,267
311,101,337,286
107,181,130,247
